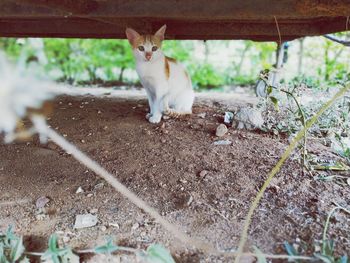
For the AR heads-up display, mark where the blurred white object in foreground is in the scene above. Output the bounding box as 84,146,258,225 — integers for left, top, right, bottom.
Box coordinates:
0,53,56,136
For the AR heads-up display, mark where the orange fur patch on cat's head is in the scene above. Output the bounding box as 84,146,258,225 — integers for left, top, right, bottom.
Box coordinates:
125,25,166,49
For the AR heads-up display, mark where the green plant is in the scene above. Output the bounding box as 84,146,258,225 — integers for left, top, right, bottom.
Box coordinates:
189,63,224,88
284,240,348,263
283,202,350,263
41,235,79,263
0,226,28,263
0,226,175,263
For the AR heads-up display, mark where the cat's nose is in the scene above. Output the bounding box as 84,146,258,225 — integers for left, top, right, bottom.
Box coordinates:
145,52,152,61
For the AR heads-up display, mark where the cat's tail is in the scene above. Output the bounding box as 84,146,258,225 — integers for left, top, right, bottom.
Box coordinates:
164,109,192,118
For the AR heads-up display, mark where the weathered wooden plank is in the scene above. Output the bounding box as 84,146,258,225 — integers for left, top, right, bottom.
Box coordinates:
0,1,348,41
0,17,346,41
1,0,350,19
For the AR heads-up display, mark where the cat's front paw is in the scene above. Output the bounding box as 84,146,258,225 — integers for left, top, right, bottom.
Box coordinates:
148,115,162,124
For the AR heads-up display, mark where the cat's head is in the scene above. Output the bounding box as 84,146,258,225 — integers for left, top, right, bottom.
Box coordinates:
125,25,166,62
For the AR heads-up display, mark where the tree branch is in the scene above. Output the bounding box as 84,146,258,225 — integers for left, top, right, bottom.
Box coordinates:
324,34,350,47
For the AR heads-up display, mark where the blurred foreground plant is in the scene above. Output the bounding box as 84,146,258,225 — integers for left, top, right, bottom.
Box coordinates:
0,227,175,263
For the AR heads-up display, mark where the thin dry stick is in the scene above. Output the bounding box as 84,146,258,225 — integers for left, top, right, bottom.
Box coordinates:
346,16,349,32
274,16,282,47
23,243,316,261
234,84,350,263
31,115,214,254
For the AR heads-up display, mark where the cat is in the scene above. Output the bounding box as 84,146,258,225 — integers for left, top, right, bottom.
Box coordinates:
125,25,194,124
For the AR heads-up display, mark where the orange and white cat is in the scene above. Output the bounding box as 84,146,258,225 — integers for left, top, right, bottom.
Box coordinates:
126,25,194,123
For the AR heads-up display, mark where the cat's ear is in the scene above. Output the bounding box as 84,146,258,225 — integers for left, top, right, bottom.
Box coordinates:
125,28,140,45
154,25,166,41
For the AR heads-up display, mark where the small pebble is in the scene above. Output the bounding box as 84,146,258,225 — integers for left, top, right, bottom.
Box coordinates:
94,183,104,190
224,112,234,124
213,140,232,146
215,124,228,137
199,170,208,178
36,196,50,209
74,214,98,229
109,223,120,229
76,187,84,194
234,107,264,130
187,195,193,206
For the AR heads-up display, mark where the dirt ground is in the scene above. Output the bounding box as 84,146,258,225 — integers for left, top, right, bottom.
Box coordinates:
0,92,349,262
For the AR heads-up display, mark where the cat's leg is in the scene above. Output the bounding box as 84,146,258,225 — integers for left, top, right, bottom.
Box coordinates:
148,95,164,124
148,102,162,123
148,87,169,124
145,89,155,120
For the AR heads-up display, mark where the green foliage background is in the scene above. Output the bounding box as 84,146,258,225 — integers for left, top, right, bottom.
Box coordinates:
0,34,349,89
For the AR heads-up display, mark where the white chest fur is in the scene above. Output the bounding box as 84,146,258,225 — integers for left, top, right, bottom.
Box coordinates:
136,56,166,81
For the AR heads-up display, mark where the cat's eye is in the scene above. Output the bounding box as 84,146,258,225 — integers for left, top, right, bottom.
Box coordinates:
138,46,145,51
152,46,158,52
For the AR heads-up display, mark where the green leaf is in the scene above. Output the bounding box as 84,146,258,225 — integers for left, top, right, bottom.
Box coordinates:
94,238,118,255
4,226,16,247
314,253,333,263
267,85,273,95
269,96,279,111
337,255,348,263
322,239,334,256
145,244,175,263
42,234,76,263
0,244,8,263
253,246,267,263
10,236,25,261
48,234,59,252
284,241,298,256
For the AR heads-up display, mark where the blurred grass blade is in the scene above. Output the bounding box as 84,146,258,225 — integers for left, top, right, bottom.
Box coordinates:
313,161,350,171
253,246,267,263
